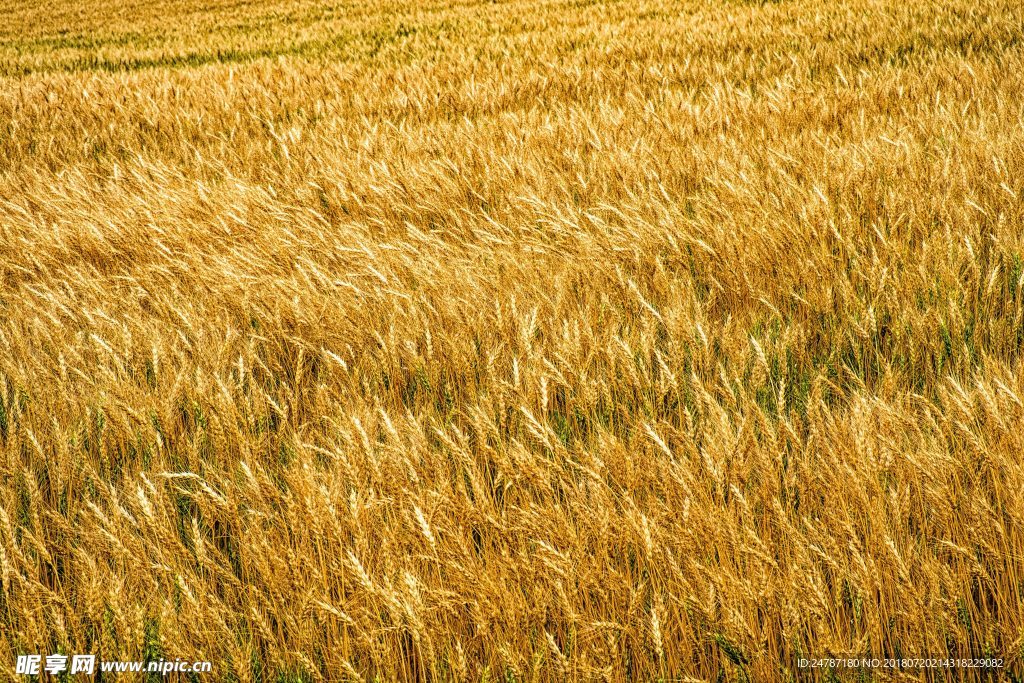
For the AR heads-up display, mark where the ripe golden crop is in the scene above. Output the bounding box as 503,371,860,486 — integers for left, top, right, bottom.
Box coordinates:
1,0,1023,680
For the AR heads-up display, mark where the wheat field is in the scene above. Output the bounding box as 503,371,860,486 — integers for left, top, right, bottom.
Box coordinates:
1,0,1023,680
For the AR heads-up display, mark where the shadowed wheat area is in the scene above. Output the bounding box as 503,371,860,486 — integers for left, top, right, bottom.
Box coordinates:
1,0,1023,680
